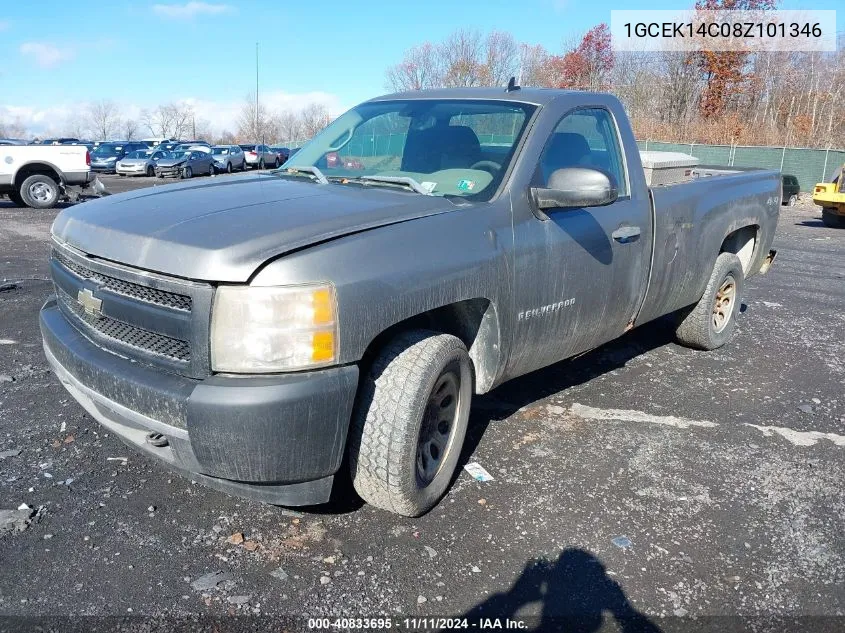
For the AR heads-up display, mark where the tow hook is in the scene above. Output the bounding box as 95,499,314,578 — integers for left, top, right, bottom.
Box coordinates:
145,432,169,448
759,249,778,274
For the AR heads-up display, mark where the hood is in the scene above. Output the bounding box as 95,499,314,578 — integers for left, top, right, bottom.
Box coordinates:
156,158,186,167
118,159,148,166
52,173,457,282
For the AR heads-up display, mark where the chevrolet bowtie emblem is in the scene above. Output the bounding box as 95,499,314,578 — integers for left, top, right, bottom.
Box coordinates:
77,288,103,317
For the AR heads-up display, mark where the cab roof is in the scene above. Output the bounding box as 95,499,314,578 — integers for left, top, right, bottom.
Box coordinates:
368,86,582,106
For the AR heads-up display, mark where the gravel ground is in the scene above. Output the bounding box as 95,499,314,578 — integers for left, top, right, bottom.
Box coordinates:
0,181,843,632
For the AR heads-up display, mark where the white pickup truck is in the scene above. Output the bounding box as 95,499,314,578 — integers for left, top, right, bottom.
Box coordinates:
0,145,105,209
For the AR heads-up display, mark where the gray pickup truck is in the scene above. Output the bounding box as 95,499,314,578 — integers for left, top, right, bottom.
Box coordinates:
40,87,780,516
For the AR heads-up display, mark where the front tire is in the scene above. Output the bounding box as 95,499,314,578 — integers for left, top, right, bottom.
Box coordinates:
182,166,193,179
822,210,845,228
226,162,233,174
258,159,265,170
349,330,472,517
19,174,60,209
146,165,155,177
675,252,744,350
787,195,797,206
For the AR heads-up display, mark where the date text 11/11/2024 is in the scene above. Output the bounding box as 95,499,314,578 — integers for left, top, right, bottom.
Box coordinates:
307,617,528,630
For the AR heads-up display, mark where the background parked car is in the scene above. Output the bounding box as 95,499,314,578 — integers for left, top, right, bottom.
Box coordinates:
211,145,246,172
89,141,149,173
239,144,279,169
782,174,800,206
155,150,217,179
116,149,168,177
269,146,290,164
151,141,183,153
172,142,211,154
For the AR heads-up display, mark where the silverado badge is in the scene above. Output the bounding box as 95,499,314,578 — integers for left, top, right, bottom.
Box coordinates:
77,288,103,318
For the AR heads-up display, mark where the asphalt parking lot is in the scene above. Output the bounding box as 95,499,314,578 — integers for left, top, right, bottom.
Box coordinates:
1,177,843,630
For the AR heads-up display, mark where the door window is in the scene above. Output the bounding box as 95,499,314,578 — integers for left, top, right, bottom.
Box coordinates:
540,108,627,196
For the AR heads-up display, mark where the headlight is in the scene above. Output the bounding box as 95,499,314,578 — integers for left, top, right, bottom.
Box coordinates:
211,283,337,373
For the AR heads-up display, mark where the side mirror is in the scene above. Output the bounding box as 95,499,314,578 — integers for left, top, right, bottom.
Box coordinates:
531,167,618,214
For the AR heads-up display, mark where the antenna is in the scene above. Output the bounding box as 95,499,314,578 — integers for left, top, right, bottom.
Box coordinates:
506,76,520,92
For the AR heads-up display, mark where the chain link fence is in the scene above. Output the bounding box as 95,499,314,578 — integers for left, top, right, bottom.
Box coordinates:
637,141,845,192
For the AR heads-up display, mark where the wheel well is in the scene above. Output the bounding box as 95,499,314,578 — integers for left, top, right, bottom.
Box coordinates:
363,298,501,395
13,163,62,189
720,225,758,276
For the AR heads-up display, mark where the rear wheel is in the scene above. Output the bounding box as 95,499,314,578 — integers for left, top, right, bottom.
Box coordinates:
349,330,472,517
675,252,744,351
19,174,60,209
7,190,24,207
209,163,217,176
822,210,845,228
787,194,798,206
273,157,280,168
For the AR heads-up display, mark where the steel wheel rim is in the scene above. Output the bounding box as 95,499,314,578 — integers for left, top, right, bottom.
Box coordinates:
712,275,736,333
29,182,52,202
416,362,461,487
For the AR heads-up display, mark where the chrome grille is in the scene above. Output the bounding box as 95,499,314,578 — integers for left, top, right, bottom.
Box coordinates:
52,249,192,312
57,288,191,363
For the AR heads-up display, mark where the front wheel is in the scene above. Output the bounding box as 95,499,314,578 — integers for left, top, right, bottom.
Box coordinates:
258,159,265,170
182,166,193,179
822,210,845,228
787,194,798,206
226,162,233,174
146,165,155,177
675,252,744,350
273,157,280,168
349,330,472,517
19,174,60,209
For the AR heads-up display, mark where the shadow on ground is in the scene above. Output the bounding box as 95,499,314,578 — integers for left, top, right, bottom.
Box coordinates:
459,317,677,468
463,548,662,632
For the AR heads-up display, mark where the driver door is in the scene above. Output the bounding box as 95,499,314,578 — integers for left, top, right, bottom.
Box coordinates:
507,107,652,378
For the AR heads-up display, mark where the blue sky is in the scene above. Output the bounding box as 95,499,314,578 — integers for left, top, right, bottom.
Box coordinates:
0,0,841,135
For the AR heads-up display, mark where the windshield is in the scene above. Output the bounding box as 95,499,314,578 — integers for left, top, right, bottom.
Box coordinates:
212,147,229,155
284,99,535,200
127,150,149,159
92,144,123,157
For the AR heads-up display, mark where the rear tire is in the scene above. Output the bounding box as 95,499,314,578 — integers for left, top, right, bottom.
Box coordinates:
349,330,472,517
675,252,744,351
7,190,25,207
822,210,845,228
273,157,280,168
19,174,60,209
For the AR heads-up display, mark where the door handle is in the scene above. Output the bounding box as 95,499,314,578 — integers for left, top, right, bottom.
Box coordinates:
612,226,641,243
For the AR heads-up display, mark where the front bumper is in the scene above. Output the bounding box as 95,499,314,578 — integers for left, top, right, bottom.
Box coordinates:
155,166,185,178
90,163,117,173
40,297,359,505
116,166,147,176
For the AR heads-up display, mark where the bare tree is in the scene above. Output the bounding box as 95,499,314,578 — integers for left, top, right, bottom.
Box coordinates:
0,117,28,139
122,119,139,141
480,31,519,86
276,110,303,145
299,103,332,139
236,93,269,142
87,100,121,141
385,42,442,91
440,30,484,87
141,103,193,139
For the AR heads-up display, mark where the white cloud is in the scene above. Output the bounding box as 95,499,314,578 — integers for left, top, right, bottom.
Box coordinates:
19,42,76,68
152,2,235,19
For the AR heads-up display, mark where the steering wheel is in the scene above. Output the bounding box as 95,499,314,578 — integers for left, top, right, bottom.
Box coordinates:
470,160,501,174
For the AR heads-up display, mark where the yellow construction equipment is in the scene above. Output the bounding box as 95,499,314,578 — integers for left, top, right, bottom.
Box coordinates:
812,163,845,228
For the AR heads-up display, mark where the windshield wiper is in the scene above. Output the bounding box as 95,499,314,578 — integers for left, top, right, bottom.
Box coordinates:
276,165,328,185
357,175,432,195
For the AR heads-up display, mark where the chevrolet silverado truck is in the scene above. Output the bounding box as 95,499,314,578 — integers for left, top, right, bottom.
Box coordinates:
40,87,780,516
1,144,105,209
